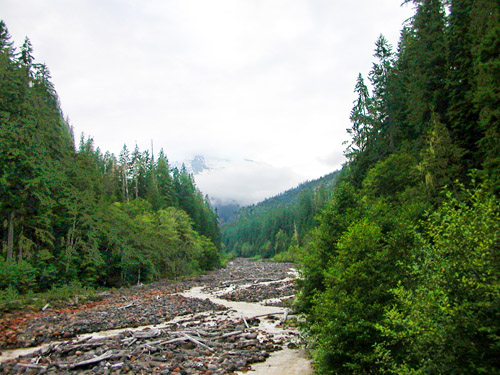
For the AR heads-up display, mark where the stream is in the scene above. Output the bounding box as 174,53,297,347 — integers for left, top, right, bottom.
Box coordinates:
0,259,313,374
180,285,313,375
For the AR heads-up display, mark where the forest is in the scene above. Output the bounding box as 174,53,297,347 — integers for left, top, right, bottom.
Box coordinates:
223,0,500,373
222,170,339,259
0,20,222,299
1,0,499,372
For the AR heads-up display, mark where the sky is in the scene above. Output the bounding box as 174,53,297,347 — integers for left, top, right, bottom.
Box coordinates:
2,0,414,205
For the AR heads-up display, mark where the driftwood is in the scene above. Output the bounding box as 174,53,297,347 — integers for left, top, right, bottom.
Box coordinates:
252,312,283,318
183,333,215,352
220,330,244,339
221,277,274,286
17,364,47,370
281,309,289,323
118,303,135,310
133,329,160,339
70,351,113,368
241,314,250,329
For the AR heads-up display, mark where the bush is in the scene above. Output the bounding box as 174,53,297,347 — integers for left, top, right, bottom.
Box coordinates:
378,183,500,374
0,258,37,293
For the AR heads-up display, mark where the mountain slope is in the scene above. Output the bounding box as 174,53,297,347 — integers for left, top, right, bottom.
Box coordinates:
221,170,340,258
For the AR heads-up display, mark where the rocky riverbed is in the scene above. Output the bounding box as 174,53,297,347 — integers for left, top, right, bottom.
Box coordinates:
0,259,312,374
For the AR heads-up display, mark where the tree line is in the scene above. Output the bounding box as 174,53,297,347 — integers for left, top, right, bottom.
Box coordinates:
297,0,499,374
222,171,339,259
0,20,222,296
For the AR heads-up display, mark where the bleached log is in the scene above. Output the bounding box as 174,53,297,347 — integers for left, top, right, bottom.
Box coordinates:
17,364,47,370
70,351,113,368
241,314,250,329
183,333,215,352
220,330,244,339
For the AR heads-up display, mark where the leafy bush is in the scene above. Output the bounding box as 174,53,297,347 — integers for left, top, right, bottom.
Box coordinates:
377,183,500,374
0,258,37,293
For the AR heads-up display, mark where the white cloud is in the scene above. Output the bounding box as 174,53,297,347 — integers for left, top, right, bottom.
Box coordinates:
1,0,414,204
195,159,301,206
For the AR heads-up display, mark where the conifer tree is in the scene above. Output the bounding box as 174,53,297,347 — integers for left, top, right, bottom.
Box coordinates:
369,35,395,154
404,0,448,146
446,0,480,168
156,149,173,209
471,0,500,189
346,73,372,162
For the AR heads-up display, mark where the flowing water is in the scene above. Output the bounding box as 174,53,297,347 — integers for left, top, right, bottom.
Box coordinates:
1,275,313,374
180,284,313,375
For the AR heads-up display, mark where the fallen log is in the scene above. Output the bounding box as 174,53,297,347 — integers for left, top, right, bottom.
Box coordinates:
133,329,160,339
220,330,244,339
252,312,283,318
183,333,215,352
17,364,47,370
70,351,113,369
241,314,250,329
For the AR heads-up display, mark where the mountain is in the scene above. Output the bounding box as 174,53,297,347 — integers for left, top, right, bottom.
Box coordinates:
221,170,340,257
190,155,211,174
172,154,212,175
214,199,241,224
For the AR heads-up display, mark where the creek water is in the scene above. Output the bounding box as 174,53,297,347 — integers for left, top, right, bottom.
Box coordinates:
1,276,313,374
180,284,313,375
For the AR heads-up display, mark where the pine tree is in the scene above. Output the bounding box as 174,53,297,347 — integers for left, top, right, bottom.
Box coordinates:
470,0,500,189
404,0,448,147
346,73,372,162
156,149,173,208
446,0,481,169
369,34,395,154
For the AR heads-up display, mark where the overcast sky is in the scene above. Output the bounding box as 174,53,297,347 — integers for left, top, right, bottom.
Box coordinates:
2,0,414,205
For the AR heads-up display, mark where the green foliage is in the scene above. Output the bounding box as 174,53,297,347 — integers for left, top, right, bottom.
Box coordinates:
0,21,222,299
296,181,360,312
362,153,419,200
222,171,339,259
310,219,388,374
296,2,500,374
0,281,97,312
0,258,36,293
377,183,500,374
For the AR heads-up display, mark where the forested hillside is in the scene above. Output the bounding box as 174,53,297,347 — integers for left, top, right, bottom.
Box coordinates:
295,0,500,374
222,171,339,258
0,21,221,297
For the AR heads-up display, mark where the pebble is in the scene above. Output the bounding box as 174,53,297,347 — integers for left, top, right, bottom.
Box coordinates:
0,259,302,374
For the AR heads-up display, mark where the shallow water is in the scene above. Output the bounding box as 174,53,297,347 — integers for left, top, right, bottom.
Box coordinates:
1,277,313,374
0,311,216,363
236,348,312,375
181,282,313,375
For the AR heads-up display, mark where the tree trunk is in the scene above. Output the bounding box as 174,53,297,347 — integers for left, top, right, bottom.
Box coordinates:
7,212,14,261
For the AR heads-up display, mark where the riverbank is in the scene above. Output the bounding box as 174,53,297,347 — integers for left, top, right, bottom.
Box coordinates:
0,259,312,374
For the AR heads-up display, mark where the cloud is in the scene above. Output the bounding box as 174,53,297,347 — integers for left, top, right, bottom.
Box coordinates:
194,159,301,206
1,0,414,204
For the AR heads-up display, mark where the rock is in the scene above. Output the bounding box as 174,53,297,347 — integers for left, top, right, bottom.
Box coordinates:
0,259,306,375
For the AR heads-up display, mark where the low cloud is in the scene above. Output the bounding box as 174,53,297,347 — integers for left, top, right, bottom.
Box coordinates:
194,159,301,206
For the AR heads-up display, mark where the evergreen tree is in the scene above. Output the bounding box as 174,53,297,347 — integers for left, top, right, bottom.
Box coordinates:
404,0,448,147
155,149,173,209
470,0,500,189
369,35,395,154
446,0,481,168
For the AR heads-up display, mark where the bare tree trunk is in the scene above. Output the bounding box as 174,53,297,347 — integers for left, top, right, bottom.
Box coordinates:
389,116,395,153
7,212,14,261
122,167,129,202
